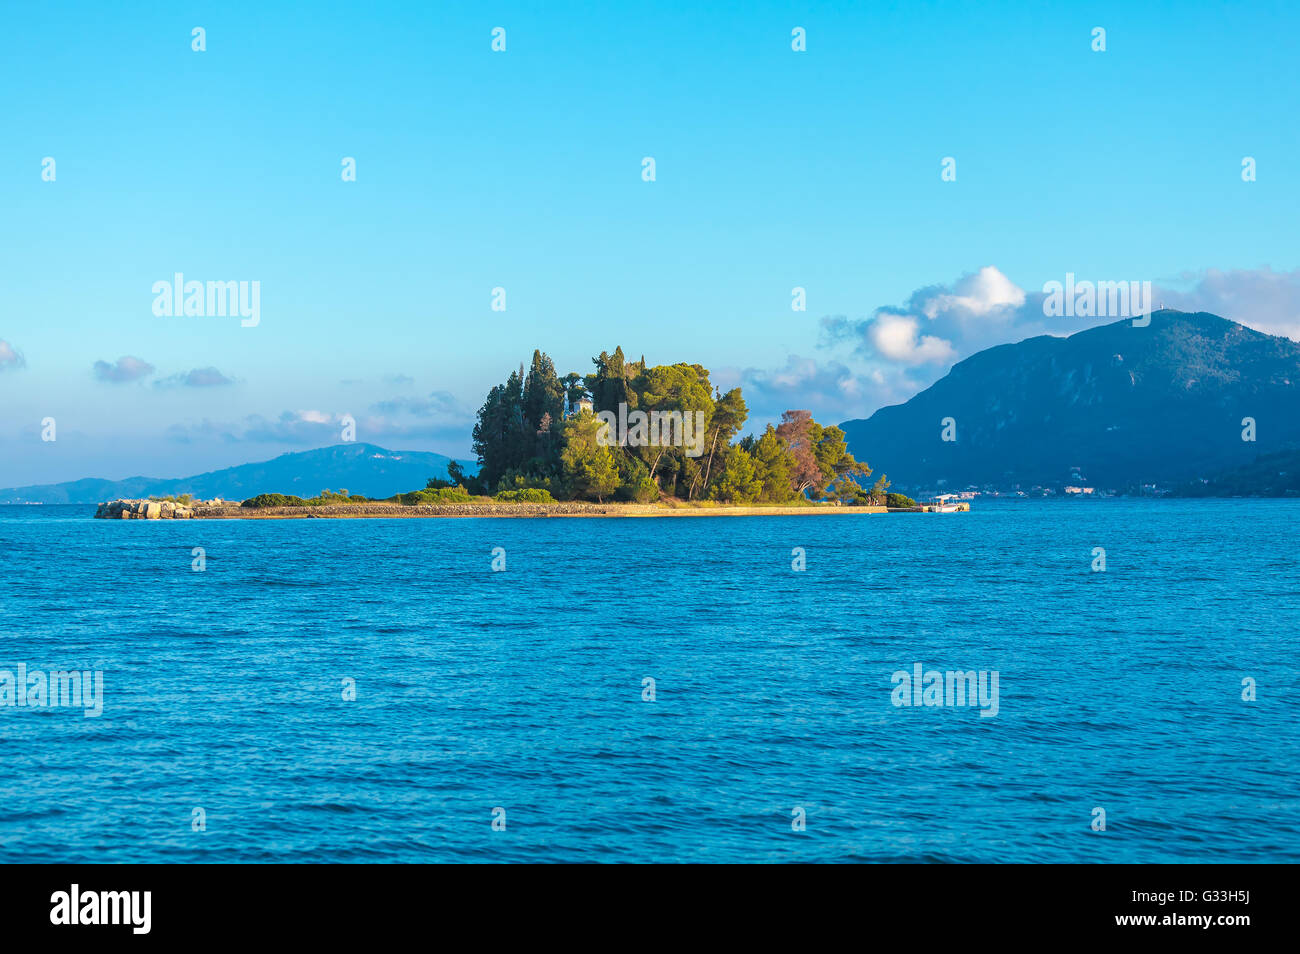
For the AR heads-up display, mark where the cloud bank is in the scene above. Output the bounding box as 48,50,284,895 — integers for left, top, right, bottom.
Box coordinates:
93,355,155,383
738,264,1300,426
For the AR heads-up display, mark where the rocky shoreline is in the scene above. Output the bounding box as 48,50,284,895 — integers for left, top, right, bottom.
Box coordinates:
92,499,902,519
94,498,243,519
96,499,198,519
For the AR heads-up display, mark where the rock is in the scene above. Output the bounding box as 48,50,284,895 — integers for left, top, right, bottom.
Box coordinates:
94,497,198,519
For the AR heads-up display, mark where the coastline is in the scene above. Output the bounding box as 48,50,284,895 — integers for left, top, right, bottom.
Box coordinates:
170,501,899,519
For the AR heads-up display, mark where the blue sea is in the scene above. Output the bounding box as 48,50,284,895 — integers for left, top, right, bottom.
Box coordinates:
0,500,1296,863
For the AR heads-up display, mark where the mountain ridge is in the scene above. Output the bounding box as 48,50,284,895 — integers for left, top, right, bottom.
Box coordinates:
839,310,1300,490
0,443,475,504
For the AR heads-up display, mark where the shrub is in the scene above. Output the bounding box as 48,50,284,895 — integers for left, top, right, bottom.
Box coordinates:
394,485,474,505
886,492,918,508
241,493,307,508
495,488,556,503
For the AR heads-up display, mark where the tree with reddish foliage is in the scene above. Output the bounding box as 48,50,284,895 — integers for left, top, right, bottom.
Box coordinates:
776,410,822,494
773,409,866,498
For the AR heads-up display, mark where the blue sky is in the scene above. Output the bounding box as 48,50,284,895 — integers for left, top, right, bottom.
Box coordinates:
2,0,1299,486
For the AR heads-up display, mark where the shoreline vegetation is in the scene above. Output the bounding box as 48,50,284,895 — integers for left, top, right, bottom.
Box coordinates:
95,346,963,519
96,497,970,520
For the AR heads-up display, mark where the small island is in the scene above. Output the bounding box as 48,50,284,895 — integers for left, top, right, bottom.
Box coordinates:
94,495,969,519
96,347,967,519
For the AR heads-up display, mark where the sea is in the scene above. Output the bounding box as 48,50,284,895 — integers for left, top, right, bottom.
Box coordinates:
0,499,1296,863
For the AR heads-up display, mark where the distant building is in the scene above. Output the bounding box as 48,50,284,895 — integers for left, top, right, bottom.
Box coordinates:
567,396,594,418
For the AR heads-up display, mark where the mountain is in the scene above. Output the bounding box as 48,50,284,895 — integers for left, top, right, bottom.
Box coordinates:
1176,448,1300,497
0,443,475,504
839,311,1300,490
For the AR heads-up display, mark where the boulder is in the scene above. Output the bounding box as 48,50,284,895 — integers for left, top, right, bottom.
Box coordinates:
95,497,201,519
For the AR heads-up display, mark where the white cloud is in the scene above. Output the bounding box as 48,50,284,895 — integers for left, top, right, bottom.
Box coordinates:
868,314,957,365
166,398,472,449
370,391,464,417
93,355,155,383
0,339,24,372
921,265,1026,320
823,266,1046,369
155,367,235,388
715,354,916,426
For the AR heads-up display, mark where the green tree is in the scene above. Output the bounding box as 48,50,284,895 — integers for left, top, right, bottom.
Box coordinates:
587,347,636,418
712,445,761,503
632,362,715,494
830,476,863,503
522,351,565,439
446,460,486,496
691,387,747,499
812,423,865,495
472,366,527,489
751,425,795,502
561,412,619,502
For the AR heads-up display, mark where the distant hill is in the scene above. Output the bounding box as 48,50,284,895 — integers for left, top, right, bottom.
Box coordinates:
1175,448,1300,497
0,443,476,504
839,311,1300,490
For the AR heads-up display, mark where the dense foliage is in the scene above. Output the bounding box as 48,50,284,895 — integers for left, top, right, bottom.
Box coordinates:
392,486,473,505
494,488,557,503
470,347,873,503
241,493,308,508
238,487,473,507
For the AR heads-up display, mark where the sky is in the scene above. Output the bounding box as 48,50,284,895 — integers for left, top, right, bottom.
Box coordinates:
2,0,1299,486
